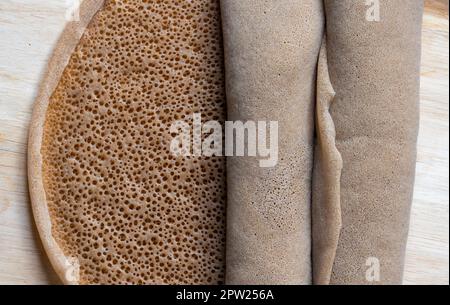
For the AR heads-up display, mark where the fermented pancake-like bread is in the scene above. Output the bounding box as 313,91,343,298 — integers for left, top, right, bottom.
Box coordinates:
221,0,324,284
313,0,423,284
29,0,226,284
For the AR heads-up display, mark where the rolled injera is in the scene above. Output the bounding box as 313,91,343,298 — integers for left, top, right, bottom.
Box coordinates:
313,0,423,284
221,0,324,284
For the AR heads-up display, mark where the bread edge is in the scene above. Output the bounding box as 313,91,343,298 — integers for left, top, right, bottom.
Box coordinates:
27,0,106,285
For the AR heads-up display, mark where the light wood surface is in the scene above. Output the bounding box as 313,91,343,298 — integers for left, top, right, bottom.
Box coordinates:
0,0,448,285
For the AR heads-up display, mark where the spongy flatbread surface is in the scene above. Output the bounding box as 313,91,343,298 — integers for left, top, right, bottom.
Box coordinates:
29,0,226,285
313,0,423,284
221,0,324,284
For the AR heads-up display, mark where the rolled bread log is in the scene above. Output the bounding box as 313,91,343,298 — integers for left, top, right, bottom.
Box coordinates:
221,0,324,284
313,0,423,284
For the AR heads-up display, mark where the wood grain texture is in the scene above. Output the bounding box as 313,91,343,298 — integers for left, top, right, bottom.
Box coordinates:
404,0,449,286
0,0,448,285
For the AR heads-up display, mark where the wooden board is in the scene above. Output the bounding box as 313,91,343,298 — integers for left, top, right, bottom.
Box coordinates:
0,0,448,285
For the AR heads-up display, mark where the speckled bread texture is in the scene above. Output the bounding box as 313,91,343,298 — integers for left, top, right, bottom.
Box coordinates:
221,0,324,284
29,0,226,285
29,0,105,286
313,0,423,284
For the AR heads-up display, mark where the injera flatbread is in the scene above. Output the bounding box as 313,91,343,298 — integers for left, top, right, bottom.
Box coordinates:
29,0,226,285
221,0,324,284
313,0,423,284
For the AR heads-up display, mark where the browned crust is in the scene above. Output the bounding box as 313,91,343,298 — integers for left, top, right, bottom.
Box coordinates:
28,0,105,285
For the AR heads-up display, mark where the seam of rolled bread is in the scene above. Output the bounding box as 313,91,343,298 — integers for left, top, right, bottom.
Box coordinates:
312,37,343,285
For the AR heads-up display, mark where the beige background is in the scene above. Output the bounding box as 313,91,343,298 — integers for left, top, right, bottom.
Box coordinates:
0,0,448,284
